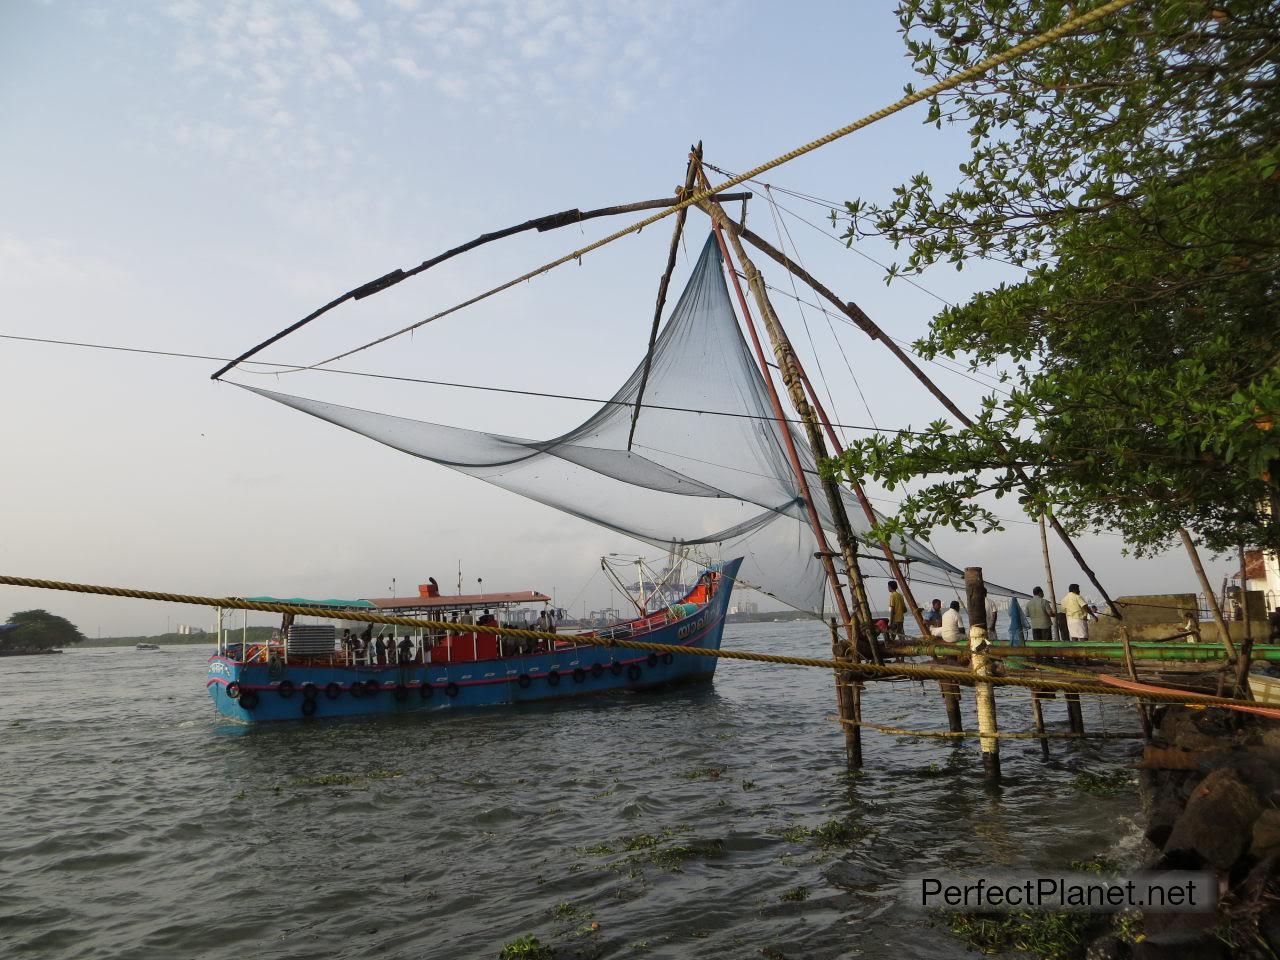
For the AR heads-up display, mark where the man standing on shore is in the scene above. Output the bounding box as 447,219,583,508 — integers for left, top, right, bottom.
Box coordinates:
1062,583,1090,641
1025,587,1055,641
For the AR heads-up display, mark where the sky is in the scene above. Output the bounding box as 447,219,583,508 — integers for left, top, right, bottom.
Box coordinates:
0,0,1229,637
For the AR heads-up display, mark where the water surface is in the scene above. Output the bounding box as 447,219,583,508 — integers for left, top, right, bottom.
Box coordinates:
0,623,1145,959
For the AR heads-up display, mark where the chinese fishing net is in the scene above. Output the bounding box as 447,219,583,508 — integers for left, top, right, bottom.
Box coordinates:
239,234,1018,616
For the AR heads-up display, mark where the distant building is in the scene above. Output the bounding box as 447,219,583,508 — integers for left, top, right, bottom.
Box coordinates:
175,624,206,636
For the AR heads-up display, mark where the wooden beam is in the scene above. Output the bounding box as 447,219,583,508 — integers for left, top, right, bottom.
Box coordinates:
696,207,1122,622
211,190,750,380
628,145,703,450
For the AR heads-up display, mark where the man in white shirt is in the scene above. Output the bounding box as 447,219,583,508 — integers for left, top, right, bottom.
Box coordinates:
1061,583,1090,640
930,600,965,644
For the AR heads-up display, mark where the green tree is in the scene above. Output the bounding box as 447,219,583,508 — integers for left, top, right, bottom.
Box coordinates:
2,610,86,651
830,0,1280,555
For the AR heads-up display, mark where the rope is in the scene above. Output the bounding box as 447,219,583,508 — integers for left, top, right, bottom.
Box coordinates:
0,571,1264,712
283,0,1140,371
827,716,1145,741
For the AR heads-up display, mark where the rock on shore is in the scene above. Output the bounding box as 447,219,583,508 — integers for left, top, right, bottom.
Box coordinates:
1089,706,1280,959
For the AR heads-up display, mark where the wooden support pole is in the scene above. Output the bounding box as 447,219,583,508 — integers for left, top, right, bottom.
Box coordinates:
1039,513,1066,644
1119,625,1153,741
1065,694,1085,736
214,190,751,380
628,145,702,451
1234,544,1255,700
964,566,1000,784
702,211,1122,621
791,360,931,643
1179,526,1240,663
941,680,964,734
1030,691,1050,759
700,186,880,667
832,617,862,768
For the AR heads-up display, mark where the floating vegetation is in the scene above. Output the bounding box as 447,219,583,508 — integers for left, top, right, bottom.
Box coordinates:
741,780,758,791
777,818,871,849
550,902,592,923
940,909,1094,960
677,767,724,781
611,832,725,872
627,940,650,953
780,885,809,902
576,842,615,857
621,833,661,852
1071,770,1136,797
811,818,872,849
289,769,402,788
498,934,555,960
778,825,810,844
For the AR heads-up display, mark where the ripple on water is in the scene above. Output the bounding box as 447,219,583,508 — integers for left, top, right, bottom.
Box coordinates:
0,631,1147,959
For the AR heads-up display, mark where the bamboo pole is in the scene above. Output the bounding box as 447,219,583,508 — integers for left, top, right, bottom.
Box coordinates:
704,213,1122,621
212,189,750,380
832,617,862,768
1119,626,1153,741
700,187,879,665
1065,694,1085,736
1039,513,1066,644
965,566,1000,784
700,178,865,768
628,145,702,451
1030,691,1050,758
1179,527,1240,662
1234,544,1255,699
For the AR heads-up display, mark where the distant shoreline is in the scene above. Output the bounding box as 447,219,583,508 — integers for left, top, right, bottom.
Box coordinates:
0,649,63,657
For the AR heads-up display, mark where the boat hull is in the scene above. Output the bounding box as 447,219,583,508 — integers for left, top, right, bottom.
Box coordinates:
206,559,739,723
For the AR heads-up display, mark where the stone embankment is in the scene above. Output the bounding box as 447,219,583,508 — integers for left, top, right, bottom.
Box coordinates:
1089,706,1280,959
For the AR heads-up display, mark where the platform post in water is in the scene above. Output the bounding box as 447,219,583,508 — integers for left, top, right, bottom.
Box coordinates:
1065,694,1085,735
965,566,1000,784
1030,690,1049,758
1119,625,1153,740
831,617,862,768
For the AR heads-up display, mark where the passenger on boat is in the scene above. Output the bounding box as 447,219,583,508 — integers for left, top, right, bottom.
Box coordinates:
397,635,413,663
374,635,387,665
930,601,964,644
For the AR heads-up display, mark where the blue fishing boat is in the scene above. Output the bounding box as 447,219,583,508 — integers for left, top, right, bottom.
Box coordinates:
206,558,740,723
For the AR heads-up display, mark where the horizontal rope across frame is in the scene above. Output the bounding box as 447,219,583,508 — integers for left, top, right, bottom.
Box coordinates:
826,716,1145,741
0,573,1262,712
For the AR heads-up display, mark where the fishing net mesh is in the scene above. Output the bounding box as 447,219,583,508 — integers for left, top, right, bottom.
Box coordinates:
242,234,1007,617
